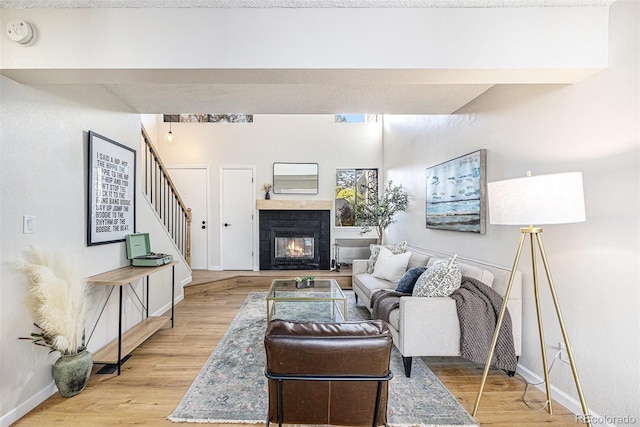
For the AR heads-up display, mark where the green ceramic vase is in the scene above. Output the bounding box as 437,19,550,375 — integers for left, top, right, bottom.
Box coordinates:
52,349,93,397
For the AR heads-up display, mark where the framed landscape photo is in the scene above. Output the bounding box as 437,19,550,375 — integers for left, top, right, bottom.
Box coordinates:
87,131,136,245
425,149,486,234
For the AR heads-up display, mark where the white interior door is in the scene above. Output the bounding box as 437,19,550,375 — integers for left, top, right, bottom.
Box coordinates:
221,167,255,270
167,167,209,270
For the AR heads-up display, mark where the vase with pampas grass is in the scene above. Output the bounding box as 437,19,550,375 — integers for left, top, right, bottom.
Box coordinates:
13,247,93,397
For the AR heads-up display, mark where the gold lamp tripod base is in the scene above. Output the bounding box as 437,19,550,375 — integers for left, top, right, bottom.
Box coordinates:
472,227,591,426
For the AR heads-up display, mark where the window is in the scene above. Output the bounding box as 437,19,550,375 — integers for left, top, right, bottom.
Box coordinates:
334,114,378,123
163,114,253,123
335,168,378,227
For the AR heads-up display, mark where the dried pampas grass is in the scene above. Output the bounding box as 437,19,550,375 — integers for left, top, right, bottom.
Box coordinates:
13,247,91,355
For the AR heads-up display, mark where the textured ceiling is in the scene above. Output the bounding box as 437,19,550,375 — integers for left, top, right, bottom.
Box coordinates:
102,82,494,115
0,0,616,8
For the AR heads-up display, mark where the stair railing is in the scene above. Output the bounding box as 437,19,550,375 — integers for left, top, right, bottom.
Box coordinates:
141,125,192,266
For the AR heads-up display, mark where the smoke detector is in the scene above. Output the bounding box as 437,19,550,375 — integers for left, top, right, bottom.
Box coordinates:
6,19,36,45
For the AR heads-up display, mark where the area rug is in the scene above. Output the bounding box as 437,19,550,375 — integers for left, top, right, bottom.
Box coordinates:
168,291,478,426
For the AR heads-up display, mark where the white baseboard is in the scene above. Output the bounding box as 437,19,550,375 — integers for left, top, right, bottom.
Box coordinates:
152,293,184,318
0,383,57,427
516,364,611,426
5,281,186,426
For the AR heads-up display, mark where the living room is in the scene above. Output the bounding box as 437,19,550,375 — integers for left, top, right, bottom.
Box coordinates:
1,1,638,426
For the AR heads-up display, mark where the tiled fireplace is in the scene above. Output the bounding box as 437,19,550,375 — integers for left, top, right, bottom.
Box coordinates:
258,204,331,270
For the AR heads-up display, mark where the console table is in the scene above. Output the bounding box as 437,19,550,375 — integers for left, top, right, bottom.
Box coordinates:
88,261,177,375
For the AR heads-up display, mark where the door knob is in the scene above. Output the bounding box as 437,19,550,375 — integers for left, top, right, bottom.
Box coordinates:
223,223,231,227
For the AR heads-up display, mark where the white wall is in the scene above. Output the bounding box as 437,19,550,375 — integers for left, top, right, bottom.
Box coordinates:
148,114,384,270
0,77,190,425
0,7,607,73
383,0,639,422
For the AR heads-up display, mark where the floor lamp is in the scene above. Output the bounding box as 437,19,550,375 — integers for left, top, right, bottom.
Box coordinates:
472,171,591,427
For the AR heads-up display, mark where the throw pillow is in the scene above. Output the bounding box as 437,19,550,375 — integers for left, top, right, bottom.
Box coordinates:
395,266,427,293
366,241,407,273
407,252,430,270
412,255,462,297
372,247,412,282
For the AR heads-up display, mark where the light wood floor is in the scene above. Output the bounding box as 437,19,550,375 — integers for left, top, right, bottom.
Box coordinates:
15,270,581,426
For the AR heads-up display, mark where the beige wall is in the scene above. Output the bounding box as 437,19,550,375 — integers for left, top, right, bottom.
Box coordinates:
383,0,639,421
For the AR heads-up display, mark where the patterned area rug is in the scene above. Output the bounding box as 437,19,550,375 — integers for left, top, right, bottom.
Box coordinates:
168,291,478,426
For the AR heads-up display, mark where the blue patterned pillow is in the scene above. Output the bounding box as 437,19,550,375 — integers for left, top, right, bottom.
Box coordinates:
395,266,427,293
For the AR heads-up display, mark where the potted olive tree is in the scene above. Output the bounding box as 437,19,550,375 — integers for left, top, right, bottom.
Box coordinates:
13,247,93,397
355,180,409,244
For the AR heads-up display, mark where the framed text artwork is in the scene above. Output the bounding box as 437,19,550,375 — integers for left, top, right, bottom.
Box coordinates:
425,149,486,234
87,131,136,245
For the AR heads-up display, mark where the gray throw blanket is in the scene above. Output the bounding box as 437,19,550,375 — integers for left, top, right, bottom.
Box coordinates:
450,276,517,372
370,290,411,323
369,277,517,372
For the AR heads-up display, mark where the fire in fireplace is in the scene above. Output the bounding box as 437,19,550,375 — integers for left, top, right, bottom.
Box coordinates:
275,237,314,259
271,228,319,269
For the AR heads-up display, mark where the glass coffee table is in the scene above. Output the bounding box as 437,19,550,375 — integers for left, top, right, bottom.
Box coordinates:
266,278,347,323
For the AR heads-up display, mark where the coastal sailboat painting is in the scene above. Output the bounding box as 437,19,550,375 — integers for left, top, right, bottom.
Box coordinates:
426,149,486,233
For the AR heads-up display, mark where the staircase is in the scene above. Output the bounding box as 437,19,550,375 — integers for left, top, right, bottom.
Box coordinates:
141,125,192,265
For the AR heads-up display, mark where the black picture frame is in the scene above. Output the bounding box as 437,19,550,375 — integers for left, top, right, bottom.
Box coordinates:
87,131,136,245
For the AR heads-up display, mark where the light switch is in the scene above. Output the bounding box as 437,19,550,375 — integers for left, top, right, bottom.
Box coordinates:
23,215,35,234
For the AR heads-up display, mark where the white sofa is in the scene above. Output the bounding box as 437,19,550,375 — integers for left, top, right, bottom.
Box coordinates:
352,246,522,377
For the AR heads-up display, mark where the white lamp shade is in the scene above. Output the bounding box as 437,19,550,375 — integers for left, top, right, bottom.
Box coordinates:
488,172,586,225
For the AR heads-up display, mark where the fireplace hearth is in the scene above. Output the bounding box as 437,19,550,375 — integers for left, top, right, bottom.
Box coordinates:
259,209,330,270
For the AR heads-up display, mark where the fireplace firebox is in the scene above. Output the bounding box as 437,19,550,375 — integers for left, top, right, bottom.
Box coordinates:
259,210,330,270
272,228,318,269
275,236,314,260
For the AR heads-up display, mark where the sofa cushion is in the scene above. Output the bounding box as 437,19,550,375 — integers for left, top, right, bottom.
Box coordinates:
354,274,395,301
372,247,411,282
413,256,462,297
387,307,400,331
458,263,495,287
395,266,427,294
366,241,407,273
